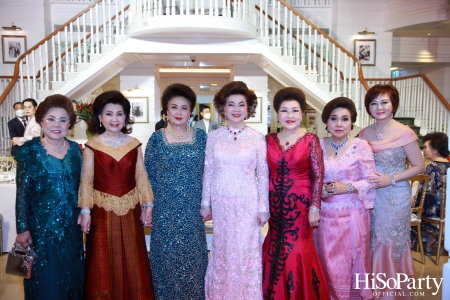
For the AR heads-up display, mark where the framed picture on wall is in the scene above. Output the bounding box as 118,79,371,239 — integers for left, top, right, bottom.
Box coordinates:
129,96,149,123
354,39,376,66
245,97,262,123
1,35,27,64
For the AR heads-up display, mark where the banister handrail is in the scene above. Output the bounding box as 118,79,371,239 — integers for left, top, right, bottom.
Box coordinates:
364,74,450,112
275,0,370,91
0,0,104,106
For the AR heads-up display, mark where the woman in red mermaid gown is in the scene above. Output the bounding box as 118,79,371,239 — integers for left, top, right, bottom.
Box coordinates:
262,87,330,300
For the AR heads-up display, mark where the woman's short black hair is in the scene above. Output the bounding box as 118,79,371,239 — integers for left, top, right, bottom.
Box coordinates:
22,98,38,107
423,132,449,158
364,84,400,117
273,87,306,113
321,97,357,124
213,81,257,118
161,83,197,113
88,90,134,135
35,94,77,130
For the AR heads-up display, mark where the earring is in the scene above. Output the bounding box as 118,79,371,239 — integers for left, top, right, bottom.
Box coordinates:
370,115,373,121
100,120,102,127
225,115,228,120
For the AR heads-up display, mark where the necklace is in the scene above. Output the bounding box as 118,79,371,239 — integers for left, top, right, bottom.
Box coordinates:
227,125,246,140
282,128,300,146
104,131,125,148
375,120,392,141
44,137,66,152
329,136,349,156
167,124,190,139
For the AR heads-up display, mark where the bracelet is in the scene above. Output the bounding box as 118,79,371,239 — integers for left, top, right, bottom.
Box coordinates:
201,205,211,209
310,207,320,213
347,183,354,194
80,208,91,215
390,175,396,186
141,202,154,209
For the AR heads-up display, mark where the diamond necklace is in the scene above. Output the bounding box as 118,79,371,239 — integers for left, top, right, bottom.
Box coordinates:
375,120,392,141
227,125,246,140
167,124,190,139
329,136,349,156
281,128,300,146
44,137,66,152
104,131,125,148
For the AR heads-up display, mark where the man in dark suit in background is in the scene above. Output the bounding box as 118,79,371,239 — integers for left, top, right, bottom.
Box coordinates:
8,102,27,156
194,104,220,134
155,109,167,131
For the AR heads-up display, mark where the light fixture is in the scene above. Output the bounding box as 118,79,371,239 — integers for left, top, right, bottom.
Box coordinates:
427,33,431,36
159,67,230,73
358,27,375,35
2,22,22,31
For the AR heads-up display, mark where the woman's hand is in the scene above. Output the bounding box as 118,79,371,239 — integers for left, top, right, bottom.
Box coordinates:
15,231,32,248
78,213,91,234
323,181,347,196
200,207,212,223
368,171,391,188
308,206,320,227
141,206,153,227
257,212,270,227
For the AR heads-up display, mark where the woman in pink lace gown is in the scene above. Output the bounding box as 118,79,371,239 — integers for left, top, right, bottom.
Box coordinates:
200,81,269,300
359,85,424,300
262,87,330,300
314,97,376,299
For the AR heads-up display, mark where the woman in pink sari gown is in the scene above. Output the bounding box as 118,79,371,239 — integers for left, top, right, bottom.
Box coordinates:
314,97,376,300
359,84,424,300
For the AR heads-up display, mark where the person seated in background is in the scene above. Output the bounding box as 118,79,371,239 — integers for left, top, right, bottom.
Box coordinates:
12,98,41,147
416,132,450,252
155,109,167,131
8,101,27,156
194,104,220,134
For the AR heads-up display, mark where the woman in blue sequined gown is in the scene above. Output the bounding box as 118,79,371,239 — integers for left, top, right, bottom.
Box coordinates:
15,95,84,300
144,83,208,300
359,84,424,300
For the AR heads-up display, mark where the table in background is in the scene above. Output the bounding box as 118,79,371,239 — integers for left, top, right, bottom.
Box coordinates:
0,183,16,253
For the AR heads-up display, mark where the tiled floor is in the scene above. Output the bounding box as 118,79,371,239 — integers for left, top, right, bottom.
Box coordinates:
0,250,447,299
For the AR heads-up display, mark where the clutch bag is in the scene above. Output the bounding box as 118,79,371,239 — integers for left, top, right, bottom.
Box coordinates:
5,243,36,279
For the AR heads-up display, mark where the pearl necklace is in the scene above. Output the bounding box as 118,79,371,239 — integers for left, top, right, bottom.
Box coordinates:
44,137,66,152
167,124,190,139
281,128,300,146
329,136,349,156
104,131,125,149
227,125,246,140
375,120,392,141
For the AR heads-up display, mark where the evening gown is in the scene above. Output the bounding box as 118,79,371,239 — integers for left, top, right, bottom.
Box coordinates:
315,138,376,300
79,138,155,300
16,137,84,300
359,126,417,300
144,128,208,300
262,133,330,300
202,126,269,300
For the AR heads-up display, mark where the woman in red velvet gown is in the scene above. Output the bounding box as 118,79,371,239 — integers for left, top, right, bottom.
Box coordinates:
262,87,330,300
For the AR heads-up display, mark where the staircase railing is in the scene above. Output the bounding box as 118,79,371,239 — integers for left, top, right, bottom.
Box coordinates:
0,0,129,107
359,75,449,135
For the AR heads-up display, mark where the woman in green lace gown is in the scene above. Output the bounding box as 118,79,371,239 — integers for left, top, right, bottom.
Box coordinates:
15,95,84,300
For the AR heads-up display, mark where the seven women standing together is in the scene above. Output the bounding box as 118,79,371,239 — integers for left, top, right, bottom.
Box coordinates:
15,83,431,299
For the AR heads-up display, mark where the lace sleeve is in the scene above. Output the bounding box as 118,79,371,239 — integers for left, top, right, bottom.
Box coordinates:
78,146,95,208
350,140,377,209
256,134,269,213
136,145,154,205
15,158,33,234
201,132,214,208
309,134,324,208
17,122,41,146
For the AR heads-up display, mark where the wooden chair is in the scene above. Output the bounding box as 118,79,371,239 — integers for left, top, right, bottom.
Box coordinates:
422,175,446,265
410,174,430,265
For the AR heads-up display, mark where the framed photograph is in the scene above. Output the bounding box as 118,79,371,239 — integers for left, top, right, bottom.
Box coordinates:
1,35,27,64
245,97,262,123
129,96,149,123
354,39,376,66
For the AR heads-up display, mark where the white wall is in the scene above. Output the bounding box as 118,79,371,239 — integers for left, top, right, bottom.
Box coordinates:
120,62,158,145
233,63,269,135
0,0,46,75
